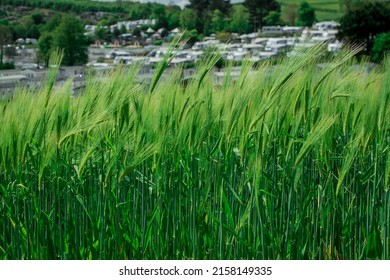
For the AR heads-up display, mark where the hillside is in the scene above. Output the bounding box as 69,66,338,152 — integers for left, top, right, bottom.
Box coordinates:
1,0,342,23
279,0,342,21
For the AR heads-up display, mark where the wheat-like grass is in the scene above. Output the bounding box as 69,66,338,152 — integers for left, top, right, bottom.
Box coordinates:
0,47,389,259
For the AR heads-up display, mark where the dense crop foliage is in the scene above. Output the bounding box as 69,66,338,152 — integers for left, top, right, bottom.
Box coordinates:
0,47,389,259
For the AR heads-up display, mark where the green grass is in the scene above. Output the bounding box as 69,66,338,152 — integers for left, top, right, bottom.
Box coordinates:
0,47,389,260
279,0,342,21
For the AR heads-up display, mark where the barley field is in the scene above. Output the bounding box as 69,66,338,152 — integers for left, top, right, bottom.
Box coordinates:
0,47,389,259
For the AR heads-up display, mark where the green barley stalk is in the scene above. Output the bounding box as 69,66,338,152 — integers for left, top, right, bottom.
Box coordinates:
0,46,388,260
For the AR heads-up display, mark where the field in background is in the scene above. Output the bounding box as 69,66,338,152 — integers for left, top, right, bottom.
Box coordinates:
279,0,342,21
0,47,389,259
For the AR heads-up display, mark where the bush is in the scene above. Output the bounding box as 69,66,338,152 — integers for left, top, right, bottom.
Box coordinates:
216,31,231,42
0,62,15,70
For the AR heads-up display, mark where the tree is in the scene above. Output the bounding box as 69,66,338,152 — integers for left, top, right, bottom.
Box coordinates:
31,13,44,25
265,11,284,26
243,0,280,31
338,2,390,54
209,0,231,15
152,5,168,29
95,26,112,42
229,5,251,34
188,0,210,18
132,27,141,38
182,29,200,45
166,5,181,30
52,15,88,66
211,9,226,33
18,15,41,38
26,24,40,39
0,19,9,26
371,32,390,61
180,8,198,31
113,27,121,39
298,1,316,27
12,15,41,39
38,32,53,67
120,24,127,35
188,0,231,32
40,14,62,34
12,24,27,39
4,46,17,62
0,25,12,65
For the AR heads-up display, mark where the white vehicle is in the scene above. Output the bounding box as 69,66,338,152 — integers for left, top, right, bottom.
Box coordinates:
105,50,131,59
327,41,343,52
192,40,219,51
300,28,338,43
113,56,135,64
262,26,283,34
287,37,299,46
226,50,250,61
313,21,339,31
242,44,264,54
250,51,278,62
265,38,289,53
185,51,204,62
282,26,302,35
309,30,337,43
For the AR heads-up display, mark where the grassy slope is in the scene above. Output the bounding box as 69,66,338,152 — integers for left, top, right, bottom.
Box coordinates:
279,0,342,21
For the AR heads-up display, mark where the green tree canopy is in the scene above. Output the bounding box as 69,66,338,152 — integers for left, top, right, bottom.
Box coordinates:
243,0,280,31
10,15,41,39
166,5,181,30
182,29,200,45
265,10,284,26
120,24,127,35
0,19,9,26
152,4,168,29
371,32,390,61
298,1,316,27
12,24,27,39
40,14,62,34
229,5,251,34
32,13,44,25
27,24,40,39
180,8,198,31
338,1,390,54
211,9,226,33
52,15,88,66
38,32,53,67
188,0,231,33
4,46,16,61
95,26,112,42
113,27,121,39
209,0,232,15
